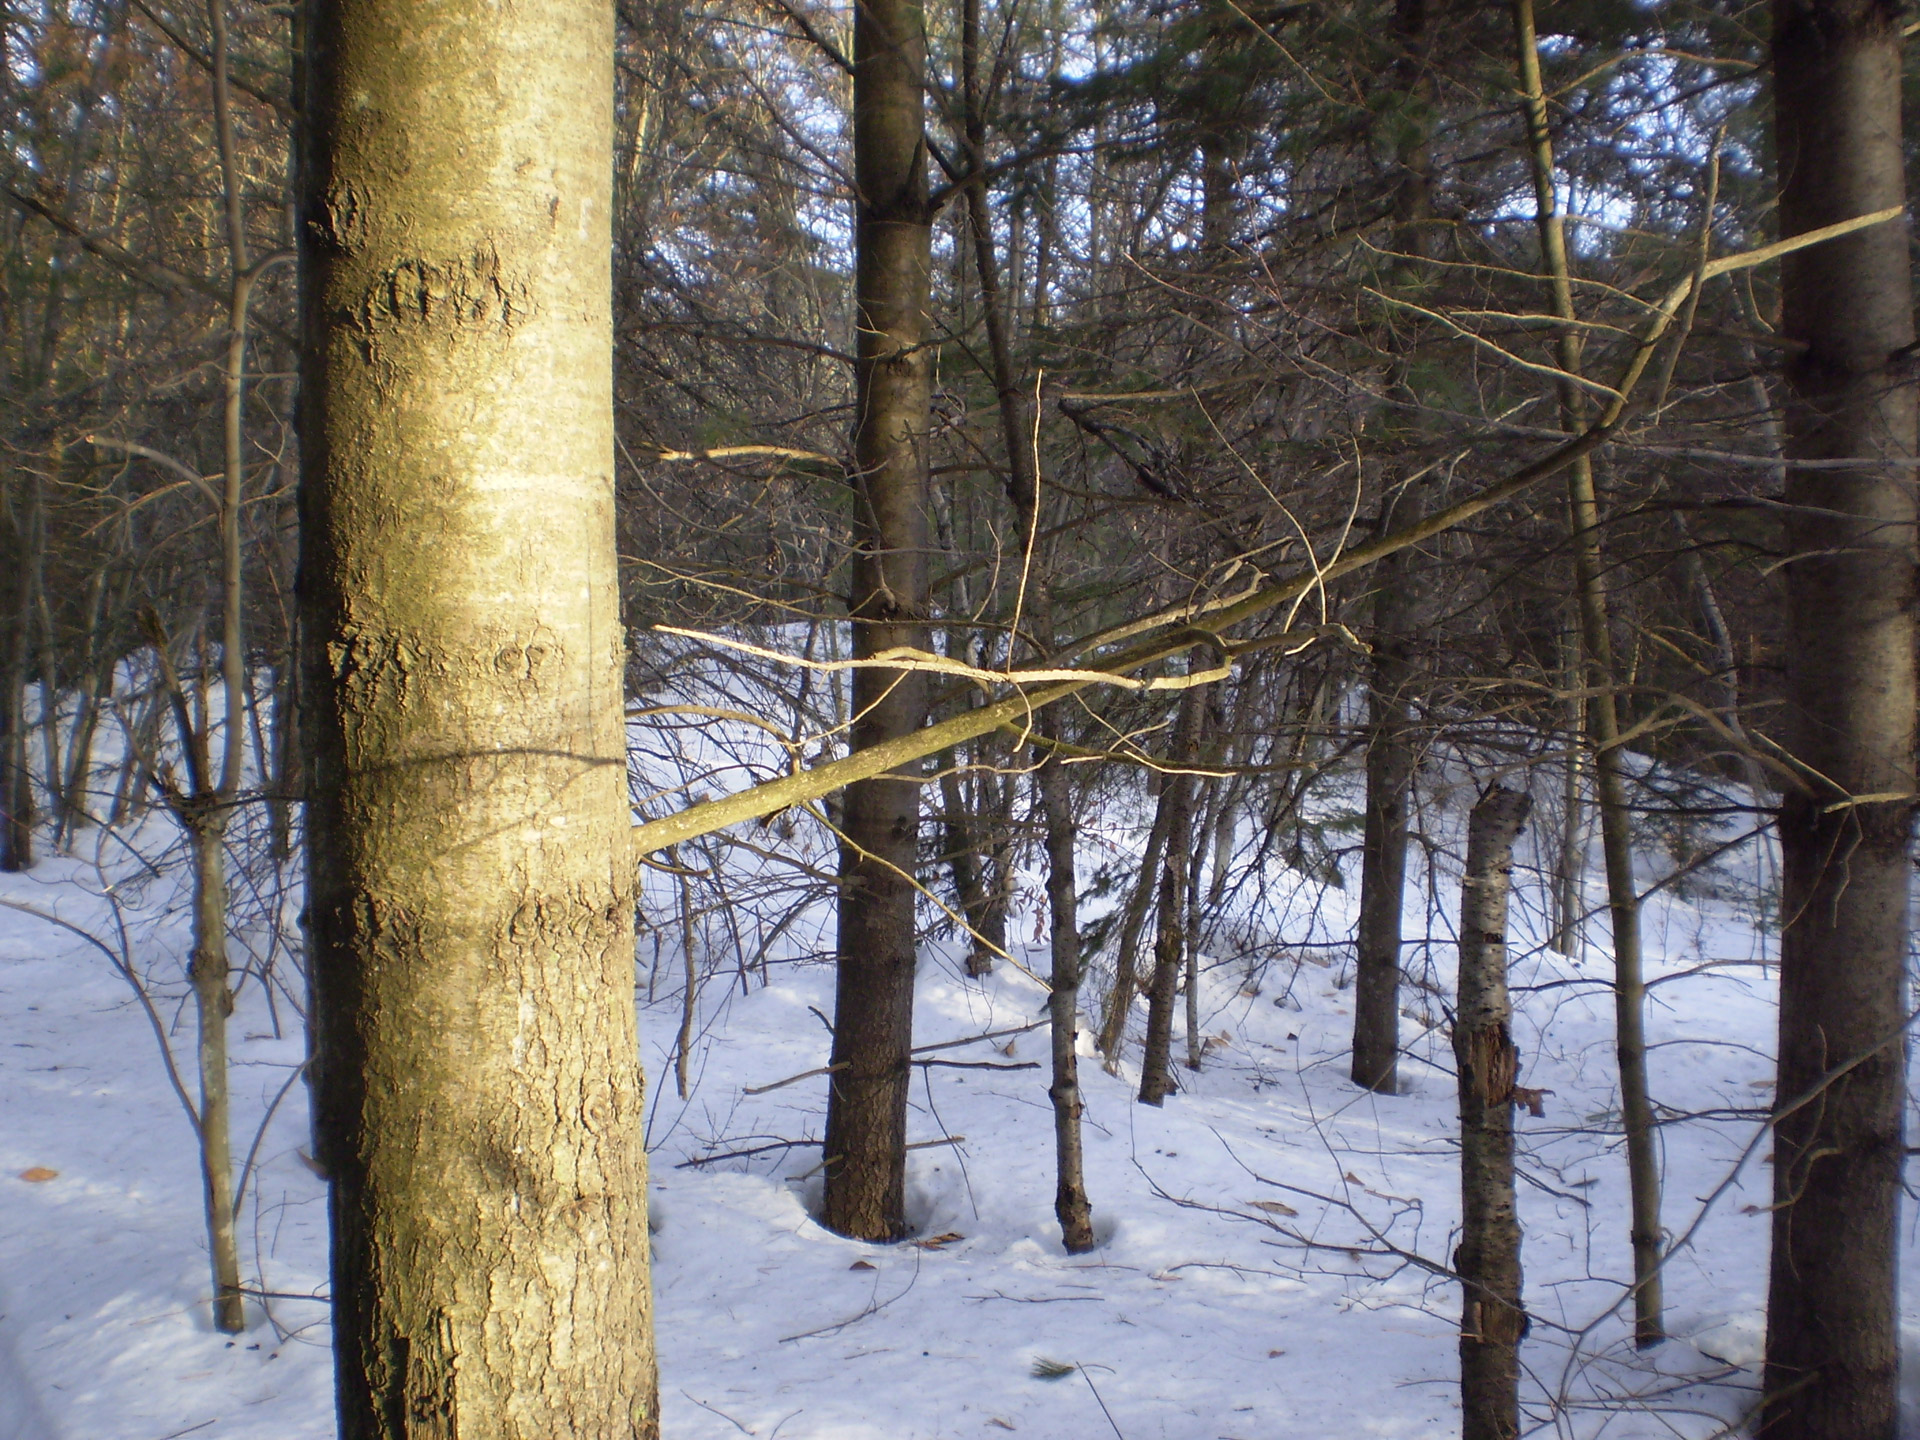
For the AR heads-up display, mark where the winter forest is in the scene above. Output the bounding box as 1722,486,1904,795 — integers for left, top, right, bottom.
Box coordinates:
0,0,1915,1436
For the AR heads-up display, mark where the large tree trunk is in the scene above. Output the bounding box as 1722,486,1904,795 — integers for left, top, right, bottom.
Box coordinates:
1764,3,1916,1435
1453,785,1531,1440
301,0,657,1429
821,0,933,1242
1351,0,1434,1094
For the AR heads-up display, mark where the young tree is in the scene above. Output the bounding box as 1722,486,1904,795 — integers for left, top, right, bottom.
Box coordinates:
1453,784,1531,1440
1513,0,1662,1346
1763,0,1916,1434
300,0,657,1430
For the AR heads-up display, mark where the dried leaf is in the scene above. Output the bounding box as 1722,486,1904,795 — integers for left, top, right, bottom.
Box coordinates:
18,1167,56,1183
1511,1086,1552,1118
987,1420,1017,1431
1248,1199,1299,1217
913,1231,965,1250
849,1260,877,1271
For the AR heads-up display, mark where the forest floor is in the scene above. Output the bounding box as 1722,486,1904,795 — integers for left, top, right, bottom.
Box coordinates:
2,751,1918,1439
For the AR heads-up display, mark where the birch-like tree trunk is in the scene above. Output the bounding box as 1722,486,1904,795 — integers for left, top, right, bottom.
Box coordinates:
301,0,656,1426
1453,784,1531,1440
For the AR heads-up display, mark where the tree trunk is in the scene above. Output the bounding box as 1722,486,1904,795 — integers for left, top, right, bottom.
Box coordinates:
1764,3,1916,1435
188,817,245,1333
29,474,63,837
821,0,933,1242
266,657,298,862
1514,0,1663,1344
1095,727,1180,1064
1352,545,1417,1094
1352,0,1436,1095
0,489,31,871
1548,627,1585,957
1453,785,1531,1440
1139,685,1204,1106
1035,724,1095,1252
937,757,1009,978
301,0,657,1427
938,760,993,974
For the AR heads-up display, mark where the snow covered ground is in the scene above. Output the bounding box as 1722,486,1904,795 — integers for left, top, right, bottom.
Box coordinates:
2,710,1916,1438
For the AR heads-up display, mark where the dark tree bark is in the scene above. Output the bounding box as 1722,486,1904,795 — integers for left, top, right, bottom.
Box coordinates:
301,0,657,1426
1351,544,1417,1094
1453,785,1532,1440
937,759,1010,978
822,0,933,1242
1139,684,1205,1106
1095,759,1177,1064
1351,0,1434,1095
938,762,994,975
1763,3,1916,1435
0,488,32,873
1035,724,1096,1252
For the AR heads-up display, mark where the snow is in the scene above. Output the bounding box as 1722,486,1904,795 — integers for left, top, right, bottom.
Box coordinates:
1,694,1916,1438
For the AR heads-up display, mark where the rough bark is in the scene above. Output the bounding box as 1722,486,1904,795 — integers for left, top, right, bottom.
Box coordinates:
1351,545,1416,1094
1350,0,1435,1094
938,761,993,975
0,485,32,872
1514,0,1663,1343
1035,725,1095,1252
301,0,657,1426
1138,685,1204,1106
1764,3,1916,1435
1453,785,1531,1440
189,817,245,1333
822,0,933,1242
937,758,1010,978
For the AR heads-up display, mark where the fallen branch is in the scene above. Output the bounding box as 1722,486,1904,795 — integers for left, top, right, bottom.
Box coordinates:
743,1021,1047,1095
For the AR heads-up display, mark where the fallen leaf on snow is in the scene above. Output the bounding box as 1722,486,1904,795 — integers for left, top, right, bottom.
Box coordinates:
18,1167,56,1183
1247,1199,1299,1217
849,1260,877,1270
913,1232,965,1250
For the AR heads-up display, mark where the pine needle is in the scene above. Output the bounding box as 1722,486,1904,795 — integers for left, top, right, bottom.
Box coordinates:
1030,1358,1077,1380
